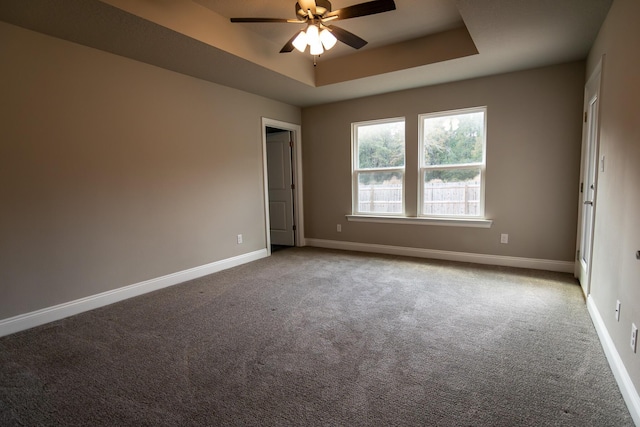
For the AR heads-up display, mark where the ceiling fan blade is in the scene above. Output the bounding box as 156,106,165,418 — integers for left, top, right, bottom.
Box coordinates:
297,0,317,15
280,32,301,53
325,0,396,20
326,25,367,49
230,18,293,23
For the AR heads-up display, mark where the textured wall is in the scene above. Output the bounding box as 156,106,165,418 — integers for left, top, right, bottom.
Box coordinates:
302,62,585,262
0,22,300,319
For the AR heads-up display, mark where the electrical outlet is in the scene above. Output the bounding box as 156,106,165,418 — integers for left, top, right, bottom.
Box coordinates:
337,224,342,232
631,324,638,353
237,234,243,244
615,300,621,321
500,234,509,244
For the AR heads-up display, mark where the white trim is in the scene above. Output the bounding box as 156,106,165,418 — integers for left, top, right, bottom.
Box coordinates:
0,249,268,338
261,118,305,253
346,214,493,228
305,238,573,272
587,296,640,425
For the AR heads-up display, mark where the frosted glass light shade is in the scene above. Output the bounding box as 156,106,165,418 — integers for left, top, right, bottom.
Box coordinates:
306,25,320,46
309,39,324,55
320,29,337,50
292,31,308,52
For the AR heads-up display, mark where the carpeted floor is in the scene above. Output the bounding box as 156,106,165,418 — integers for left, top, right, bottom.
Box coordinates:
0,247,634,426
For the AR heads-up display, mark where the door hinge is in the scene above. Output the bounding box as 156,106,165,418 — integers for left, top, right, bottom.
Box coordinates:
577,249,580,260
292,225,297,231
289,140,293,148
580,182,584,193
584,111,587,123
291,184,295,190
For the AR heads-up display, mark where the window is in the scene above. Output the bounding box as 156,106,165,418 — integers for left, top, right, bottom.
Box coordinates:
352,118,405,215
419,107,486,218
350,108,488,225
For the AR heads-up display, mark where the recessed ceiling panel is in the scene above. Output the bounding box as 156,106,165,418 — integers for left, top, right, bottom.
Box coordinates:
195,0,464,58
0,0,613,107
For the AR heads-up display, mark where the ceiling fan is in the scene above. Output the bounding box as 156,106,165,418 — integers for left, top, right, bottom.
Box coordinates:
230,0,396,55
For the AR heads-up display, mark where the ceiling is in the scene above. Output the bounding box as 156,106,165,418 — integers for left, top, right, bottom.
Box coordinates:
0,0,612,107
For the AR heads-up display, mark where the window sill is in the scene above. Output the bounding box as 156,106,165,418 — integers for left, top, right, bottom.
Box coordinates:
346,215,493,228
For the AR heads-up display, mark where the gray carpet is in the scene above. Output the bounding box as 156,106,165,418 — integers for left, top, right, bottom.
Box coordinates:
0,247,634,426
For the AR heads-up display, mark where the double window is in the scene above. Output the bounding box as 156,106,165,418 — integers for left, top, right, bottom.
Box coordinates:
352,107,486,219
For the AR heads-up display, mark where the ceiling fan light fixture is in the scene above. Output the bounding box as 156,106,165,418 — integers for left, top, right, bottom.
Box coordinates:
320,28,337,50
292,31,308,52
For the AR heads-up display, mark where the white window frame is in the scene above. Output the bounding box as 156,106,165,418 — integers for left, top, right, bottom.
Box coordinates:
352,117,406,216
418,106,487,219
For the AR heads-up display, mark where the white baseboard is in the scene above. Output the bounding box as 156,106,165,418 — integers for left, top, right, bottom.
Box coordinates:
587,296,640,426
0,249,268,338
305,239,574,273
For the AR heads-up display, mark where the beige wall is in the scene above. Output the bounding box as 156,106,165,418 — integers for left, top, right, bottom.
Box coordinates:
302,62,585,261
0,22,300,320
587,0,640,395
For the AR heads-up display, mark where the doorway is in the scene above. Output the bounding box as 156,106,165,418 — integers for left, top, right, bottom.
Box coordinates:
575,60,602,297
261,118,304,255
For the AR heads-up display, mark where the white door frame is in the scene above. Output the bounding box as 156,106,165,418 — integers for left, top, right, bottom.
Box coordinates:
261,118,305,255
575,58,603,297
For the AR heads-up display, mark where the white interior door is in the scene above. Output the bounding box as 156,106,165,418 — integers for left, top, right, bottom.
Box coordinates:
267,131,295,246
576,65,601,297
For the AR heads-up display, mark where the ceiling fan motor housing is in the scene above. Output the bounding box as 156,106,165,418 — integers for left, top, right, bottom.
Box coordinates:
296,0,332,19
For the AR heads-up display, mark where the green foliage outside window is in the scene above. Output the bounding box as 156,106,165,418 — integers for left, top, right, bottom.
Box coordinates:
423,112,484,182
357,121,405,169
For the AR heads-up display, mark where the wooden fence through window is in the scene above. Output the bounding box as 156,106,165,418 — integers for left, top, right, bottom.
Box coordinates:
358,182,480,215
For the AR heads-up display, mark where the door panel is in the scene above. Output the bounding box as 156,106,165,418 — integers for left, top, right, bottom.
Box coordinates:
269,201,288,231
267,131,295,246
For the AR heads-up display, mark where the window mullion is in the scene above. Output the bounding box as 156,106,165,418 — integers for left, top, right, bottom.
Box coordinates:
422,163,483,171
